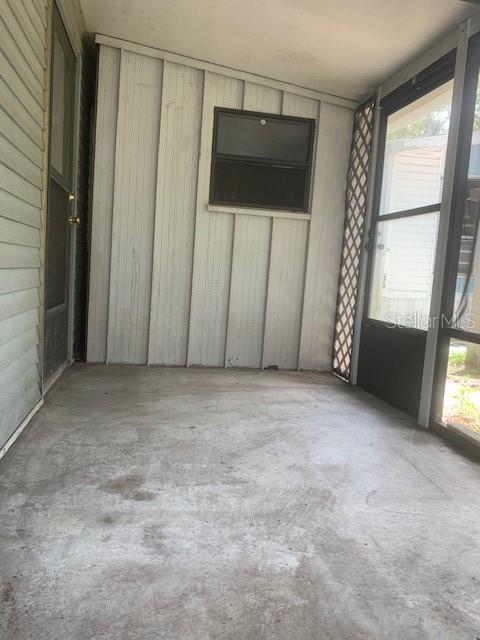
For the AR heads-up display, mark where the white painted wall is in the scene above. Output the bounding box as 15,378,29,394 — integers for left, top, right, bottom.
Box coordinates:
87,36,354,371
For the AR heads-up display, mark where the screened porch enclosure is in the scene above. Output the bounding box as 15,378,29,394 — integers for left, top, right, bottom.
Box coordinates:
2,0,480,459
347,20,480,453
4,2,480,639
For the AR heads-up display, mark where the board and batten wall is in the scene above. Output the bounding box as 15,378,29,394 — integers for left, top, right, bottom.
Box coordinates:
0,0,93,453
87,36,356,370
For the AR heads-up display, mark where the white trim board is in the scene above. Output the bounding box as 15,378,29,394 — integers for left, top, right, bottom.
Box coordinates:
43,359,71,395
95,33,357,111
418,20,470,428
207,204,311,221
471,10,480,40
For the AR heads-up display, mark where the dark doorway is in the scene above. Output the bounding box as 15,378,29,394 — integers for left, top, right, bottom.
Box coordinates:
44,4,77,382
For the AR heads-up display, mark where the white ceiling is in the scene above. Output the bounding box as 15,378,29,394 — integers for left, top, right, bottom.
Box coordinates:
79,0,479,101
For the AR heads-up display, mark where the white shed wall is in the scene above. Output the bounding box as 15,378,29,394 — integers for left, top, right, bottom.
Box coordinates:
87,37,355,370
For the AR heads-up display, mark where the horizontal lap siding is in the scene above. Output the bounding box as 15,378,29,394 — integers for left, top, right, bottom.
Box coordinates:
0,269,39,295
88,42,355,371
0,0,47,447
0,77,43,147
0,0,94,450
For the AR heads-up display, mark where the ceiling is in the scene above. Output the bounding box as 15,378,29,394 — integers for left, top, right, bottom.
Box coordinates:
79,0,479,101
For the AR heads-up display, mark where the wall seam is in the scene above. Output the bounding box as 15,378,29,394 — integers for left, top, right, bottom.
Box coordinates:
297,99,322,370
105,46,123,364
224,211,237,367
186,68,207,367
146,58,166,366
261,217,274,369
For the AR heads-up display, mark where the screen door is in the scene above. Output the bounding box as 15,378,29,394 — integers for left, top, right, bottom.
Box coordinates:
44,5,77,381
358,58,455,416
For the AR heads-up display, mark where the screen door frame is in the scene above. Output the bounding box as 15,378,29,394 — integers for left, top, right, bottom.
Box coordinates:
43,1,80,387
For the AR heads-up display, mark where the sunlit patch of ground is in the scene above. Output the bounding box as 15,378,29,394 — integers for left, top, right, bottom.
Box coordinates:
443,343,480,436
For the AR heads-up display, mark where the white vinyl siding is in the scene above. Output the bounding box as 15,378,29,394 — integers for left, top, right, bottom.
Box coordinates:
0,0,48,447
0,0,93,451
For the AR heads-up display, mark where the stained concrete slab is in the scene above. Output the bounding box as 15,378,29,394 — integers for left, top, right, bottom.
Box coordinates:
1,364,480,639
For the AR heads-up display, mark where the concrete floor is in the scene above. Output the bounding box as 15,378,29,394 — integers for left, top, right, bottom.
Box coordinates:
1,365,480,639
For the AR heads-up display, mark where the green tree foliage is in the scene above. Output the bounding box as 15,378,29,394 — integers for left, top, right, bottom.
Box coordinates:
388,86,480,141
387,107,450,141
474,85,480,132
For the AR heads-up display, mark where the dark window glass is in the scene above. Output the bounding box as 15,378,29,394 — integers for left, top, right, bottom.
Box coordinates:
212,160,308,210
216,112,311,163
210,108,314,211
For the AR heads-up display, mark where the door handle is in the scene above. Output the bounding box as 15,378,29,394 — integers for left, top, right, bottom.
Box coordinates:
68,193,79,224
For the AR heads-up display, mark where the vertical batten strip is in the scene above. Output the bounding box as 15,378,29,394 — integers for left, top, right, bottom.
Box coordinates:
260,217,274,369
296,99,322,369
223,212,237,367
225,82,282,368
186,69,209,367
219,73,248,368
220,77,247,368
106,50,162,363
185,69,206,367
260,93,316,370
187,72,243,366
148,63,203,365
298,102,354,370
146,59,166,366
263,218,309,369
105,47,124,364
226,214,271,368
